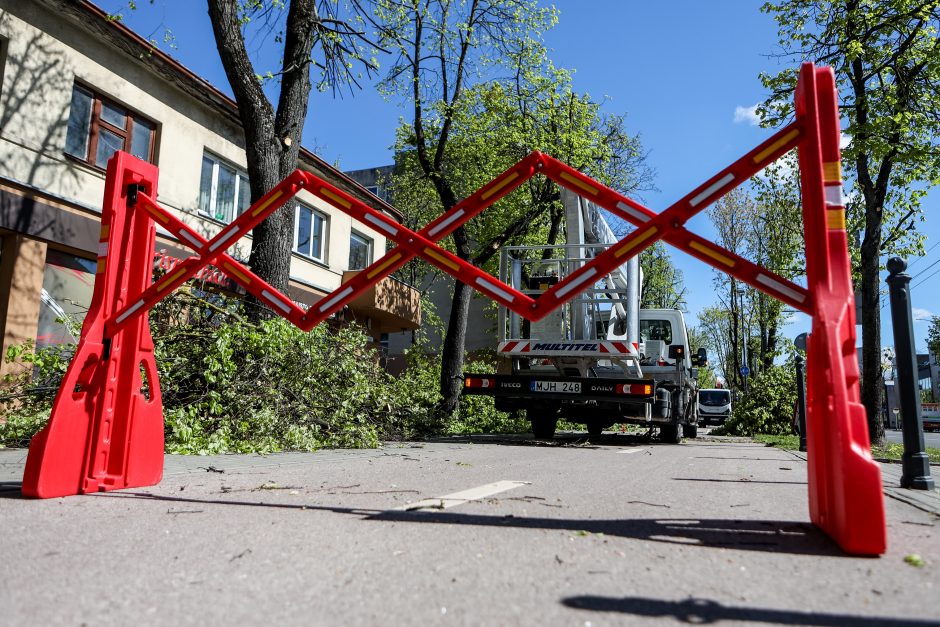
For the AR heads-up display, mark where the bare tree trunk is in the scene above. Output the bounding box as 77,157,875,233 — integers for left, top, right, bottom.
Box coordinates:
860,216,885,445
207,0,314,300
438,223,473,417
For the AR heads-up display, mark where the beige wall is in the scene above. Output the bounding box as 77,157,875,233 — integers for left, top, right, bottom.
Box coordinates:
0,2,385,293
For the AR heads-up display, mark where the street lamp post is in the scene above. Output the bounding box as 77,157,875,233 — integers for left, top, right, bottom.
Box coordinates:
886,257,934,490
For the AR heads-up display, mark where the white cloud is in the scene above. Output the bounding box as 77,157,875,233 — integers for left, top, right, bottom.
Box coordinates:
734,104,761,126
912,307,935,321
840,133,852,149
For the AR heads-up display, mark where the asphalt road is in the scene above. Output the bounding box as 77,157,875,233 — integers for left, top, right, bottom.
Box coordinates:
1,434,938,626
886,428,940,449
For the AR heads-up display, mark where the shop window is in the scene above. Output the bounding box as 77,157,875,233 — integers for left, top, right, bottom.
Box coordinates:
36,250,96,348
64,84,157,168
348,231,372,270
294,204,327,263
198,153,251,223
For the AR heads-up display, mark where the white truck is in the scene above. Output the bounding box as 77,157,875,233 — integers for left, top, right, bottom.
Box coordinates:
697,388,733,426
463,190,705,442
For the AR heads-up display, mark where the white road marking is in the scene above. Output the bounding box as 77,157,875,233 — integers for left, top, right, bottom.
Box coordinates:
397,480,530,511
618,448,648,455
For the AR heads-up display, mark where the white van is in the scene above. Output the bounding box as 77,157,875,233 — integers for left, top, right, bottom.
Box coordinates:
697,388,732,426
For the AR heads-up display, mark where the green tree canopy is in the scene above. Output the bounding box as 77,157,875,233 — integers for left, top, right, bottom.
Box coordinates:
759,0,940,444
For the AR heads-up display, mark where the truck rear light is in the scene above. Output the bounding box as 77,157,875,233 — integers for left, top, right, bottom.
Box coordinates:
464,377,494,389
615,383,653,396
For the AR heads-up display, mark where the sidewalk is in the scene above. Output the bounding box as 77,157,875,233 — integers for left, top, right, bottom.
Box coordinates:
1,437,939,626
784,447,940,517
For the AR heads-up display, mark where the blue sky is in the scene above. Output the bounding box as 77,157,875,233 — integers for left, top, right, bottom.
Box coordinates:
100,0,939,352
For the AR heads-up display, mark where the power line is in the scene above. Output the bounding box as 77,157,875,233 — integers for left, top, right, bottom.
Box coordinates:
911,266,940,292
910,255,940,281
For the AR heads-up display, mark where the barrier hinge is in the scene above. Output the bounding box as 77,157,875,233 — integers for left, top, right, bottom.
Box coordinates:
127,184,140,207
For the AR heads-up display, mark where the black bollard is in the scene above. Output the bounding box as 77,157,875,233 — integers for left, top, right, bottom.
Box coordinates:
794,348,807,453
885,257,935,490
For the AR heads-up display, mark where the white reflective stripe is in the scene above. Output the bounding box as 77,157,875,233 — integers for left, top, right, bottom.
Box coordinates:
396,480,530,511
115,299,146,325
208,228,238,253
756,273,807,303
262,289,291,314
98,242,108,257
824,185,844,207
364,213,398,237
475,276,515,303
318,286,355,313
554,268,598,299
600,341,633,354
616,201,651,223
427,209,466,238
179,230,203,250
689,173,735,207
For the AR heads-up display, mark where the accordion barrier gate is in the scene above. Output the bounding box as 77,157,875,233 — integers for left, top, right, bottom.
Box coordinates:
22,63,886,555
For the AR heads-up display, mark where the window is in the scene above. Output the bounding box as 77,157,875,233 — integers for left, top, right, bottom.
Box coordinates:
37,250,96,349
348,232,372,270
198,153,251,223
639,319,673,344
294,204,327,262
64,84,156,168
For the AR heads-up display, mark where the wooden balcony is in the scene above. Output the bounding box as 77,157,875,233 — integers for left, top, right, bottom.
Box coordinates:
342,271,421,336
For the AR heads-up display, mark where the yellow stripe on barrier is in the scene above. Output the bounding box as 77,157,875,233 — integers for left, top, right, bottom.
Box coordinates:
96,259,106,274
752,128,800,165
144,202,170,224
222,262,251,284
159,268,187,291
424,247,460,272
481,171,520,200
823,161,842,182
320,187,352,209
559,171,599,196
251,190,285,217
614,227,658,258
367,253,404,279
689,240,736,267
100,225,110,240
827,208,846,230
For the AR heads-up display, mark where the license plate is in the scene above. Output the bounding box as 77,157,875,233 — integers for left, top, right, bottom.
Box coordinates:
531,380,581,394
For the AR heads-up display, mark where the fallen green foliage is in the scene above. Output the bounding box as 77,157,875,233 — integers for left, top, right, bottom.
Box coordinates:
715,364,797,436
0,291,521,452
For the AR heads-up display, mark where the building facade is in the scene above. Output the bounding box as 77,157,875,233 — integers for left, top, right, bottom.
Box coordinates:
344,164,499,358
0,0,419,376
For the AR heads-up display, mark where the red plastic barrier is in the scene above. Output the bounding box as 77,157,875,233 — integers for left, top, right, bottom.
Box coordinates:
23,153,164,497
796,63,885,555
21,63,886,557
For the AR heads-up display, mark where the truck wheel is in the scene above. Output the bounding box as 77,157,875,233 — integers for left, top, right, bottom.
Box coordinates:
682,424,698,439
528,410,558,440
587,421,604,437
659,424,681,444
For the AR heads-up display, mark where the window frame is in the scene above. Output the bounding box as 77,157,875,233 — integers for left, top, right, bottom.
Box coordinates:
293,202,329,264
348,230,373,271
198,152,251,224
64,83,157,169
